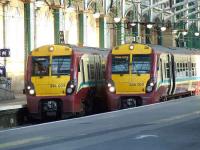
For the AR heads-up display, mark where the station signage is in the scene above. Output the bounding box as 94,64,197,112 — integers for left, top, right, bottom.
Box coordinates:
0,48,10,57
0,66,6,77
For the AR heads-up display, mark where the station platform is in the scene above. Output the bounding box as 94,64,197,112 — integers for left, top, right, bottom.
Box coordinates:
0,96,200,150
0,94,27,129
0,94,27,111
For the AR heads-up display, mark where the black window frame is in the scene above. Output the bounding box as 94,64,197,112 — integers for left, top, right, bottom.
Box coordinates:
132,54,152,74
111,55,130,74
32,56,50,76
51,56,71,76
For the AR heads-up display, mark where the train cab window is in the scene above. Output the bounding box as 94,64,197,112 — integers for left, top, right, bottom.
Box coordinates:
51,56,71,76
32,57,49,76
112,55,129,74
132,55,151,74
192,63,196,76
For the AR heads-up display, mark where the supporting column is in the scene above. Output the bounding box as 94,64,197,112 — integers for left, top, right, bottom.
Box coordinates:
121,0,125,44
53,9,60,44
120,21,125,44
99,17,104,48
24,3,31,58
78,12,84,46
83,0,88,46
116,23,122,45
2,3,6,67
137,1,141,43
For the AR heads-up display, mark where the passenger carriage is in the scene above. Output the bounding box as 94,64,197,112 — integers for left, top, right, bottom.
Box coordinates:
24,44,108,119
105,43,200,110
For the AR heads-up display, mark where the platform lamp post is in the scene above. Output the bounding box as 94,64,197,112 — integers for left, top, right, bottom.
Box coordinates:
113,0,122,46
93,2,100,19
182,30,188,47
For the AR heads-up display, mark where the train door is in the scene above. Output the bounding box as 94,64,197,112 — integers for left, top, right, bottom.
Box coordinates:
167,54,176,95
77,56,86,93
171,54,176,94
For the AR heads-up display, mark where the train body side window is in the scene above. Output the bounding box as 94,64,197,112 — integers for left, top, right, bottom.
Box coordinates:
186,63,188,76
165,63,170,78
81,59,85,83
160,59,163,82
78,63,80,72
176,63,179,77
90,64,95,80
87,64,90,80
192,63,197,76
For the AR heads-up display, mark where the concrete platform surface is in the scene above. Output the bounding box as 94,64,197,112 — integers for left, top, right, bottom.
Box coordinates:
0,94,27,111
0,96,200,150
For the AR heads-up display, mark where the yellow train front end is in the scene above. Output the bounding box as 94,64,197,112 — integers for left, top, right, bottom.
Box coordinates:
25,45,72,119
106,43,157,110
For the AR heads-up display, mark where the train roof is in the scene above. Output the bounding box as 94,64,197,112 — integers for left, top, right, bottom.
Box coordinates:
65,44,110,56
148,44,200,55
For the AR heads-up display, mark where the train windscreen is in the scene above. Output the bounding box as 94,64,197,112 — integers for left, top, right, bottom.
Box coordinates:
112,55,129,74
51,56,71,76
32,57,49,76
132,55,151,74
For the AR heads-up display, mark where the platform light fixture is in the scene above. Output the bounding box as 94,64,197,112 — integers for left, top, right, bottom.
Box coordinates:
172,29,178,34
161,26,166,32
114,17,121,23
130,22,136,27
194,32,199,36
93,12,100,18
182,31,188,36
35,0,45,8
113,0,121,23
67,0,75,12
147,24,153,29
93,2,100,18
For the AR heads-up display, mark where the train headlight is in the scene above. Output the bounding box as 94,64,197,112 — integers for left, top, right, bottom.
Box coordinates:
109,86,115,93
49,46,54,52
107,83,112,87
70,84,75,88
146,86,153,93
26,82,36,96
29,89,35,95
149,82,154,87
66,80,76,95
129,45,134,50
107,80,115,93
146,79,156,93
67,88,73,94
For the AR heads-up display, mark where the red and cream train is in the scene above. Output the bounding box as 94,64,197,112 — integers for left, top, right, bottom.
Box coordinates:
105,43,200,110
24,44,108,119
24,43,200,119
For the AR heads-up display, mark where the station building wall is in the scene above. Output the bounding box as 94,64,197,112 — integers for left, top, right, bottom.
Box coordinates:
0,4,3,64
85,13,99,47
62,11,78,45
0,0,113,94
0,1,25,93
35,6,54,47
